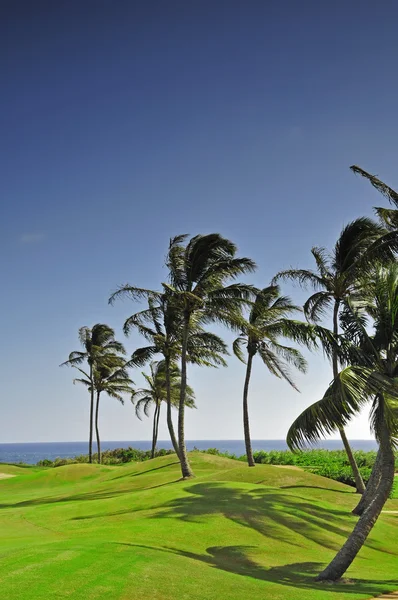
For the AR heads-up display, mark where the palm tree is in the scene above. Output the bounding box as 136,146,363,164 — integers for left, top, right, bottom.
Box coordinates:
60,324,125,463
110,233,255,478
93,358,134,464
165,234,256,478
132,360,195,458
233,285,310,467
287,263,398,581
273,217,387,493
112,292,228,457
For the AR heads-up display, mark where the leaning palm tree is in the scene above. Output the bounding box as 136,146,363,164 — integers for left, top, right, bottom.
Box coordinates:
165,234,256,478
287,263,398,581
274,218,387,493
233,285,309,467
60,324,125,463
132,360,195,458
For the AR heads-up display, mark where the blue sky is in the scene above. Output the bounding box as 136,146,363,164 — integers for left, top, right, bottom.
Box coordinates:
1,0,398,443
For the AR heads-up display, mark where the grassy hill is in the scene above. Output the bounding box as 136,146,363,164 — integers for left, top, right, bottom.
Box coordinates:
0,453,397,600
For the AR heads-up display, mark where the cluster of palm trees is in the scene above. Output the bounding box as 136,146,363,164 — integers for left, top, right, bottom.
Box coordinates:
62,165,398,581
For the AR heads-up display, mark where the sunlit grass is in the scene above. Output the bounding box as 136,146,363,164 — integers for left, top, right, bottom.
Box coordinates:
0,453,397,599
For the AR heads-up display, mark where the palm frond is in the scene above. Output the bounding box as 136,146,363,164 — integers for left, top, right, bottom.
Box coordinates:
128,346,158,368
272,269,325,290
266,341,307,373
257,345,298,389
108,286,161,306
233,336,247,363
303,291,332,323
310,247,330,278
287,366,382,450
350,165,398,208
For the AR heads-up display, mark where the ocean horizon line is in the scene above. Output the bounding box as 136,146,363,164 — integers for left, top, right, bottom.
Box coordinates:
0,438,375,445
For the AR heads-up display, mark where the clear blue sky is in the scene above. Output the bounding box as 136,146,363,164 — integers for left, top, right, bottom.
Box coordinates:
1,0,398,443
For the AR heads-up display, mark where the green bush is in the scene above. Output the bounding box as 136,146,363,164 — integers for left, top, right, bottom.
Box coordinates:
37,447,175,467
249,449,398,488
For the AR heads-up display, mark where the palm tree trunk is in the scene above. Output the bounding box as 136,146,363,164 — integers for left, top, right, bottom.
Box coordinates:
154,403,161,453
88,364,94,464
243,352,255,467
95,390,101,464
151,403,159,459
165,355,180,458
316,422,395,581
338,427,365,494
178,313,194,478
352,448,382,516
333,299,365,494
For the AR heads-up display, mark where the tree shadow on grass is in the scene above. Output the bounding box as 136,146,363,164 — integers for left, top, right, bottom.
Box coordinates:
0,480,175,509
152,482,397,555
281,485,354,494
115,542,398,597
108,462,180,481
152,482,352,551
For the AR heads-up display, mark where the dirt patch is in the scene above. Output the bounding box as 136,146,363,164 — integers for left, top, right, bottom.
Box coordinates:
271,465,303,471
0,473,16,480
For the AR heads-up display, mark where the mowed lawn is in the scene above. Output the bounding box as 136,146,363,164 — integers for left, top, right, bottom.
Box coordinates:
0,454,397,600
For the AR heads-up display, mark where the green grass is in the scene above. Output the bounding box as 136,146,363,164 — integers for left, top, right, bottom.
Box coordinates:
0,453,397,599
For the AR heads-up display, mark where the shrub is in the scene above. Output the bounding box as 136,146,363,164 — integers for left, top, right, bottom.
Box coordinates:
36,447,175,467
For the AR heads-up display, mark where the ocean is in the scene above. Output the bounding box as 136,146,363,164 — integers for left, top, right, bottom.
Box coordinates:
0,439,378,465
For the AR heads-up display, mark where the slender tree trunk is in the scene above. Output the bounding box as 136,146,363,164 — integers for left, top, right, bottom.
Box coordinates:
316,422,395,581
155,403,161,453
88,363,94,464
352,448,382,516
165,355,180,458
95,390,101,464
333,299,365,494
151,403,159,459
339,427,365,494
243,352,255,467
178,313,194,478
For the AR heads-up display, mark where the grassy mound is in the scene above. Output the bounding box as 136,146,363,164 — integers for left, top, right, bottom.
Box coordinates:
0,452,397,599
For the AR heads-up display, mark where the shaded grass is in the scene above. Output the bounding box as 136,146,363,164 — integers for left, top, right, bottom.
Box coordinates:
0,453,397,599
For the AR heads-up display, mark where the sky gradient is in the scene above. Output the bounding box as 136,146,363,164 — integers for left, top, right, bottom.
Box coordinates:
2,0,398,443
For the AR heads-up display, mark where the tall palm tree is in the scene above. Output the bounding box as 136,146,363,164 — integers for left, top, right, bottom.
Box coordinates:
93,359,134,464
112,292,228,457
287,263,398,581
110,233,255,478
74,356,134,464
60,324,125,463
233,285,310,467
165,233,256,478
274,218,387,493
132,360,195,458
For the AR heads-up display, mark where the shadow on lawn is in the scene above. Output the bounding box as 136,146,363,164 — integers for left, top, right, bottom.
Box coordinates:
152,482,398,556
0,480,175,509
109,461,180,481
153,482,355,551
281,485,354,494
116,542,398,597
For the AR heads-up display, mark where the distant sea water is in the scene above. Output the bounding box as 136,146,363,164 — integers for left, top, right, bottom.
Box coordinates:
0,439,378,465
